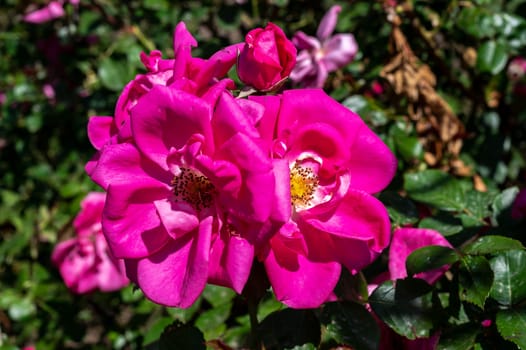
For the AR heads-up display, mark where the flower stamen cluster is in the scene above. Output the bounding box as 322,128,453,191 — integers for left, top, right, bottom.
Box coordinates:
171,167,216,211
290,163,319,208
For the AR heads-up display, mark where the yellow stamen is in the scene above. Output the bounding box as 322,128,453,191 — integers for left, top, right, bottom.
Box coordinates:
290,163,319,208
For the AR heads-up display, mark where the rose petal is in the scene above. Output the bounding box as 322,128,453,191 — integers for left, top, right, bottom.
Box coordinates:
316,5,342,41
129,216,213,307
131,86,213,170
389,228,453,284
208,231,255,293
264,234,341,308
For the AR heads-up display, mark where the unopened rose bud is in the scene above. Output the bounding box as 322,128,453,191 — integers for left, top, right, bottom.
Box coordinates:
237,22,296,92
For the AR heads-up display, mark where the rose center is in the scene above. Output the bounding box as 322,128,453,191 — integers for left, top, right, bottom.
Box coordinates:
290,163,319,208
171,167,216,211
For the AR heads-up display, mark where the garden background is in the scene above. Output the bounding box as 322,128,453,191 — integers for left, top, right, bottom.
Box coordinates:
2,0,526,349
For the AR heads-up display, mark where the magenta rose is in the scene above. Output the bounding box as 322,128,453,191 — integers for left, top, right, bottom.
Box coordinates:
51,192,129,294
251,89,396,308
86,22,243,189
237,22,296,91
89,83,287,307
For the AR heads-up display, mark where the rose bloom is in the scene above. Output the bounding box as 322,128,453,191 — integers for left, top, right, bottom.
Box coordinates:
250,89,397,308
90,83,287,307
237,22,297,91
86,22,243,189
52,192,129,294
290,5,358,88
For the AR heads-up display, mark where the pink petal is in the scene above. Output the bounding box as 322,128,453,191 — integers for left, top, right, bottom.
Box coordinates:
128,216,213,307
389,228,453,284
194,43,244,88
23,2,65,24
290,50,317,84
89,143,172,190
73,192,105,236
302,189,391,272
264,234,341,308
172,22,198,80
103,179,171,259
316,5,342,41
131,86,213,171
154,199,199,239
347,124,397,194
208,231,255,293
249,94,281,146
87,116,115,151
292,32,320,51
94,234,129,291
322,34,358,72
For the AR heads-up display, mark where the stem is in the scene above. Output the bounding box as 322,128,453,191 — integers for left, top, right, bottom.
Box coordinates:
248,297,262,350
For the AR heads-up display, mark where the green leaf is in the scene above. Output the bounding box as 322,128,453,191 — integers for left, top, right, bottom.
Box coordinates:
419,214,463,236
489,250,526,305
285,344,316,350
476,40,508,75
195,301,232,340
496,307,526,349
406,246,459,277
437,323,479,350
202,284,236,308
404,170,466,211
395,135,423,162
379,191,420,227
369,279,435,340
491,187,519,225
458,255,494,308
259,309,321,350
319,301,380,350
166,298,201,323
8,297,36,321
462,236,525,255
142,317,174,346
98,57,133,91
158,323,205,350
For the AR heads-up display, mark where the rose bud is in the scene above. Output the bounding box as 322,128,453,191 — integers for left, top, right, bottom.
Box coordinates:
237,22,296,92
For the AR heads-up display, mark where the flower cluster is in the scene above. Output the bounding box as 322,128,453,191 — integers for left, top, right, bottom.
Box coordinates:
52,192,129,294
85,21,396,308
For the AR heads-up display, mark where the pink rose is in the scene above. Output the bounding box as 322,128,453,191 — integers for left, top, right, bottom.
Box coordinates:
389,227,453,284
86,22,243,188
512,188,526,220
51,192,129,294
89,82,287,307
251,89,397,308
237,22,296,91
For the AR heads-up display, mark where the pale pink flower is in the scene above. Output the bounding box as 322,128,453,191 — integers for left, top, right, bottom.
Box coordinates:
290,5,358,88
389,227,453,284
512,188,526,219
51,192,129,294
23,1,65,23
251,89,396,308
